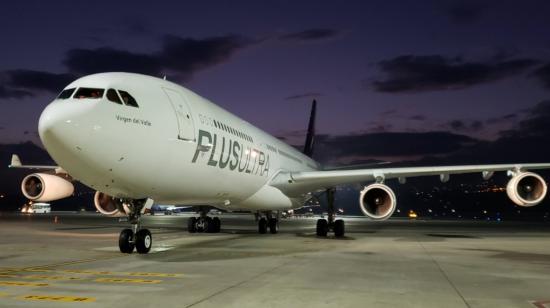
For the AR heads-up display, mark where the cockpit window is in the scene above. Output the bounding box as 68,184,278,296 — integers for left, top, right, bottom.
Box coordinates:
74,88,104,99
57,88,75,100
118,90,139,107
106,89,122,104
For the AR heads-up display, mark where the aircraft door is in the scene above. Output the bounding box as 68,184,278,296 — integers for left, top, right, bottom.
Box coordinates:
163,88,196,141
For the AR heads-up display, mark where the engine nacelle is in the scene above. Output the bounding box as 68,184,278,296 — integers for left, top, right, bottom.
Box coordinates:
94,191,128,217
506,172,547,207
359,183,397,220
21,173,74,202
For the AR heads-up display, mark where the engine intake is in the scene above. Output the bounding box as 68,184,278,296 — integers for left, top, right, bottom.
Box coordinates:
359,183,397,220
506,172,547,207
21,173,74,202
94,191,127,217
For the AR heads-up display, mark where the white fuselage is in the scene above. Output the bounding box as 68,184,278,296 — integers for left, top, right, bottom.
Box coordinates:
38,73,319,211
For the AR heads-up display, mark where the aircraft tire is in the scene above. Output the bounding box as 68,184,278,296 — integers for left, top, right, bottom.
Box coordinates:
188,217,197,233
316,219,328,237
212,217,221,233
119,229,134,253
204,217,213,233
135,229,152,254
334,219,345,237
258,218,268,234
268,218,278,234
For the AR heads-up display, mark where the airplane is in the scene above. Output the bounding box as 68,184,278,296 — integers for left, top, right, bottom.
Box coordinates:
8,72,550,254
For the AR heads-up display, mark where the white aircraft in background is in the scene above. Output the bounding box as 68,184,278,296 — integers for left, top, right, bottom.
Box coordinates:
9,72,550,254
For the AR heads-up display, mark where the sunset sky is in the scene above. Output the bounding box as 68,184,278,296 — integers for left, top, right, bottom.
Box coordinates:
1,0,550,164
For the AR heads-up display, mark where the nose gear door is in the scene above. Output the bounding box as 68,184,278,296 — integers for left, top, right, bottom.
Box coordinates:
162,88,196,141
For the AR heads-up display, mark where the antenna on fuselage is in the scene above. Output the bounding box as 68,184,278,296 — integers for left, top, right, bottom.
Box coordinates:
163,75,167,80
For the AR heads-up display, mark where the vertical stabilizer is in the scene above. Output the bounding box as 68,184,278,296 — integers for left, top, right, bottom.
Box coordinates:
303,100,316,157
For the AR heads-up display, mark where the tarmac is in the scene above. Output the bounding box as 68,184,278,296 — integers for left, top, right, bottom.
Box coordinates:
0,212,550,307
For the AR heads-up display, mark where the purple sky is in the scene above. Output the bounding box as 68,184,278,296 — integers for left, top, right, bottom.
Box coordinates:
1,0,550,163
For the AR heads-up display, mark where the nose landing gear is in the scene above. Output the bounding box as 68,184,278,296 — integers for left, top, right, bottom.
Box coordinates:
118,199,152,254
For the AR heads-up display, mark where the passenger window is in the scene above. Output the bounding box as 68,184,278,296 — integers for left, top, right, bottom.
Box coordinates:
74,88,104,99
118,90,139,107
106,89,122,104
57,88,75,100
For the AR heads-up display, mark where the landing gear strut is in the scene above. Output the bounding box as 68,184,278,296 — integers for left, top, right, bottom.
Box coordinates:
187,207,221,233
258,211,278,234
118,199,152,254
316,188,345,237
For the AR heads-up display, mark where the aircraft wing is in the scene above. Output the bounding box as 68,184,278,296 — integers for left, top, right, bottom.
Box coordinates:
269,163,550,196
8,154,61,171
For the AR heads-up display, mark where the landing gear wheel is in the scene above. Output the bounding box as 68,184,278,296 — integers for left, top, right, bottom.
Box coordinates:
212,217,221,233
258,218,268,234
204,217,213,233
188,217,197,233
268,218,278,234
316,219,328,237
135,229,152,254
119,229,134,253
334,219,345,238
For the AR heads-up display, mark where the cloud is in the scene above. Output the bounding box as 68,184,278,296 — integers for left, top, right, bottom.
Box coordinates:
446,119,484,132
5,70,77,93
160,35,251,79
486,113,517,124
0,34,253,99
0,85,33,99
371,55,538,93
314,131,478,163
447,2,487,24
64,48,162,76
64,35,251,80
278,28,341,42
409,115,426,121
285,92,322,100
501,100,550,138
532,63,550,89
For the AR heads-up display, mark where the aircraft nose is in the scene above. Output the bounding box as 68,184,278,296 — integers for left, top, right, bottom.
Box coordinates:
38,102,69,145
38,101,92,152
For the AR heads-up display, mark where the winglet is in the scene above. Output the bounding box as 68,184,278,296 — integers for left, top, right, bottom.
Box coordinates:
10,154,22,168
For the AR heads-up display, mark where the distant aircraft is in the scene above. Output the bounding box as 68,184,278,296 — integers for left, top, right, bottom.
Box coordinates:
9,72,550,254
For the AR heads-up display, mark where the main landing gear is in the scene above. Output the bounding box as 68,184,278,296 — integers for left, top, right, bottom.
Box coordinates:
118,199,152,254
187,207,221,233
257,212,278,234
316,188,345,238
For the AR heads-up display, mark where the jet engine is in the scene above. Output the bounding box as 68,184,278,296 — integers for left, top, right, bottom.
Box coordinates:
359,183,397,220
506,172,547,207
93,191,128,217
21,173,74,202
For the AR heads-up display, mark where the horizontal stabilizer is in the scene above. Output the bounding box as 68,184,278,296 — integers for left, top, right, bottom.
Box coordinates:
8,153,59,170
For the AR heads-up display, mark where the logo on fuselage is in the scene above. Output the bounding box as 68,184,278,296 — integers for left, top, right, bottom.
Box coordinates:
192,130,269,176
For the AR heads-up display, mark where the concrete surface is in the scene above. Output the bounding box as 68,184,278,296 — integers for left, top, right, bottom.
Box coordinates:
0,212,549,307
